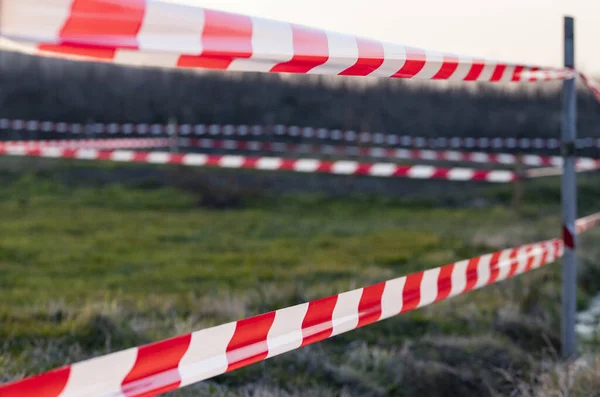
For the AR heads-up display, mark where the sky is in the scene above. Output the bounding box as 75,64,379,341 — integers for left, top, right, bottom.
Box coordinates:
166,0,600,74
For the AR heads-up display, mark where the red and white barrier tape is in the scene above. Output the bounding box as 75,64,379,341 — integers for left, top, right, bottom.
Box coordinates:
178,138,600,169
576,213,600,233
1,139,596,178
3,119,600,150
0,138,171,150
0,0,570,82
2,213,599,397
525,161,600,178
2,138,597,176
0,146,517,183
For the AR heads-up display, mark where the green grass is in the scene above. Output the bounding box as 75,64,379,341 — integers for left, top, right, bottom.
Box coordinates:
1,165,600,396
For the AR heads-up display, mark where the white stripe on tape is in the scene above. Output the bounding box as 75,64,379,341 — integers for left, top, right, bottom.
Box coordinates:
220,155,245,168
445,151,463,162
330,289,363,337
111,151,135,162
486,170,514,183
379,276,407,320
147,152,171,164
470,152,490,163
59,349,137,397
6,146,26,155
294,159,321,173
256,157,282,170
182,154,208,166
40,147,64,158
448,168,474,181
266,303,309,359
475,254,492,289
496,154,516,164
74,149,99,160
408,165,436,179
370,163,397,177
178,323,237,388
449,260,469,298
418,267,441,308
332,161,359,174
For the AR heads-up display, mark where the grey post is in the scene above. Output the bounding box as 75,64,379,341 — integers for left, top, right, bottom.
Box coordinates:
561,16,577,360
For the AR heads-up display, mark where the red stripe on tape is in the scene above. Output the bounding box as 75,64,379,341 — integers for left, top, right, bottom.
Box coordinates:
357,282,387,327
340,38,385,76
432,168,450,180
392,47,426,78
464,258,480,292
506,248,521,279
61,148,78,158
539,243,550,266
97,150,113,160
132,152,150,162
39,0,145,59
529,67,540,82
0,367,70,397
170,153,186,165
401,272,424,312
121,334,192,397
432,55,459,80
242,157,259,168
205,155,222,167
226,312,276,372
355,163,374,175
554,239,563,256
393,166,412,177
469,170,487,181
488,251,503,284
490,64,507,82
436,263,454,302
512,66,525,82
524,246,537,272
301,296,338,346
278,158,299,171
178,9,253,69
271,24,329,73
463,60,485,81
316,161,334,173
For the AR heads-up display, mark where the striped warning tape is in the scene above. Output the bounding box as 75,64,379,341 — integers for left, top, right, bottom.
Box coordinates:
3,2,598,104
177,138,600,169
0,1,570,83
2,119,599,150
1,213,598,397
2,139,597,177
576,212,600,233
525,162,600,178
0,138,171,150
0,146,517,183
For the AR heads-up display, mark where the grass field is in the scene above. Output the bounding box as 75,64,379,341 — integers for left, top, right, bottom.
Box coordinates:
1,162,600,396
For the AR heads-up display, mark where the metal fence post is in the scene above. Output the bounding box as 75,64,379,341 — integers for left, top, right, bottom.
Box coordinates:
561,16,578,360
